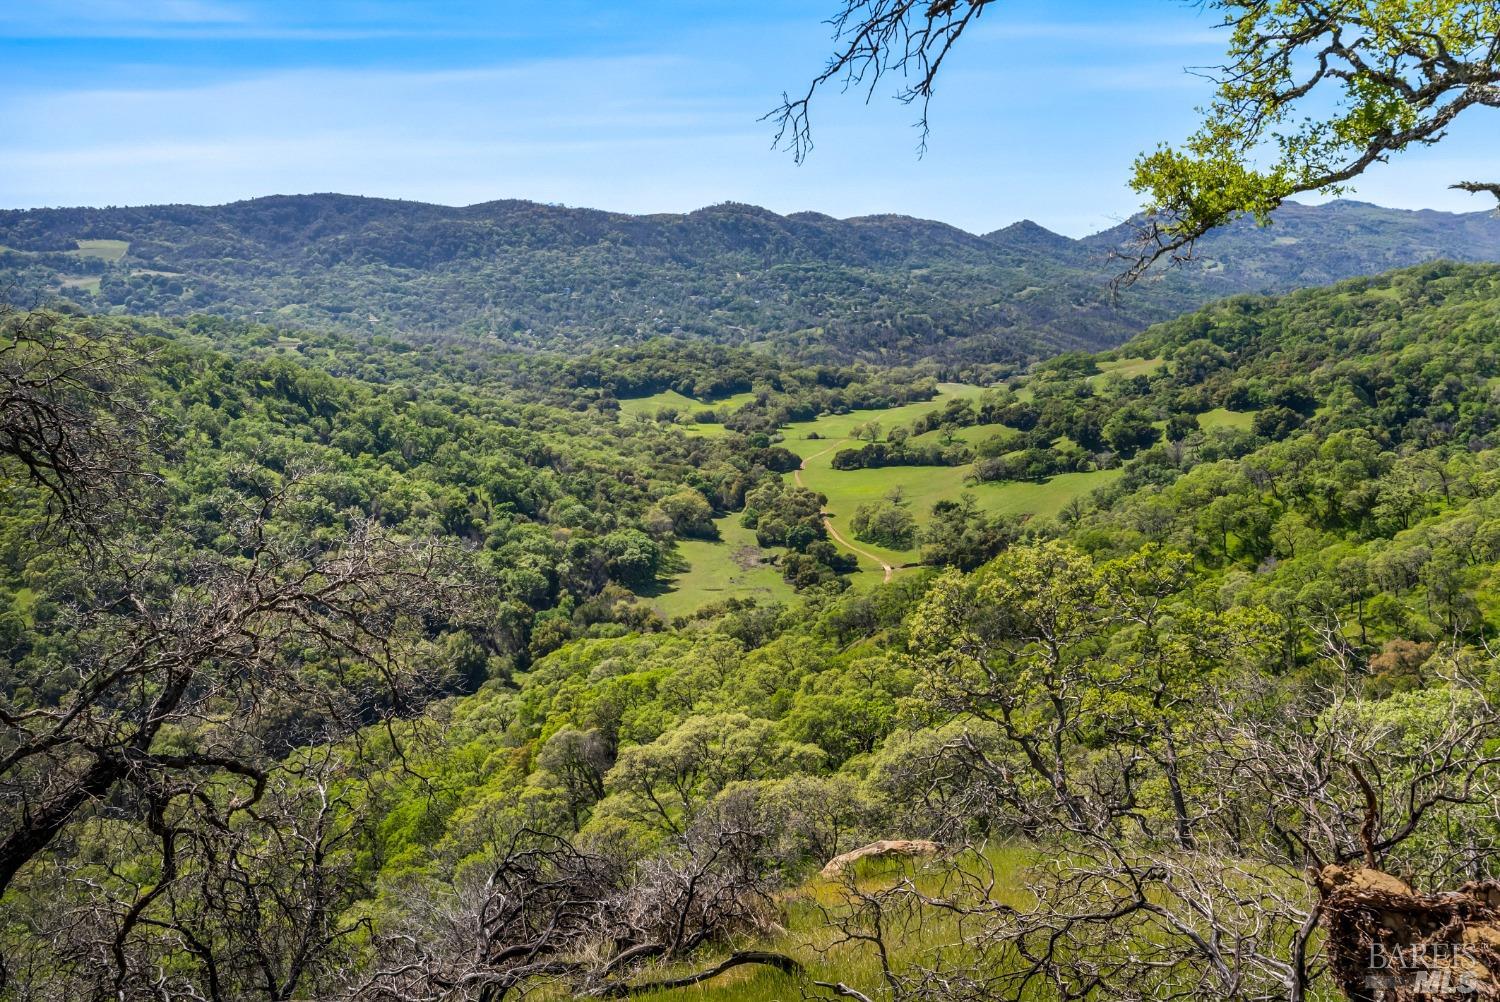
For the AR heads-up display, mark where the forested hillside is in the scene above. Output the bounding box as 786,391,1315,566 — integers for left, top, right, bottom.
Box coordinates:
7,262,1500,999
3,195,1497,365
0,311,968,679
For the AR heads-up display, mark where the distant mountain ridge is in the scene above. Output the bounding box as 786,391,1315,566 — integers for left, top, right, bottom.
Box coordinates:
2,194,1497,366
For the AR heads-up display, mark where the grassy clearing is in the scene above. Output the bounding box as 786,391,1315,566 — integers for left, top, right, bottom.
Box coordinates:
933,381,991,400
778,384,990,460
618,389,759,437
617,388,759,418
69,239,129,262
623,845,1039,1002
650,516,794,619
58,275,101,293
620,841,1316,1002
909,422,1018,449
1091,356,1165,382
655,381,1117,600
800,455,1120,571
1197,407,1256,431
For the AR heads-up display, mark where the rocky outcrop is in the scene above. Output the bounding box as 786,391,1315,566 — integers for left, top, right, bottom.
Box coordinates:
1315,864,1500,1000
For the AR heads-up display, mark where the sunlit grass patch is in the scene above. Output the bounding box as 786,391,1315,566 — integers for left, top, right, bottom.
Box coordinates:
796,455,1119,572
651,516,794,618
1197,407,1256,431
1090,356,1164,383
625,844,1041,1002
69,239,129,262
618,388,758,418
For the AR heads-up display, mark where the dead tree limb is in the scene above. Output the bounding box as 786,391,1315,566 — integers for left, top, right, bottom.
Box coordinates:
594,951,804,997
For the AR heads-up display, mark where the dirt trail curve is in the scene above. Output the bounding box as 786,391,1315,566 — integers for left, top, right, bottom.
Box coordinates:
794,445,895,584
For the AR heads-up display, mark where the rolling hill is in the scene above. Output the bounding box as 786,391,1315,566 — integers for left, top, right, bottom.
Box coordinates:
2,194,1498,366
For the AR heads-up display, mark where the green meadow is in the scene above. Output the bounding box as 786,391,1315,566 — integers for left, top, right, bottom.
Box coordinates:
1090,355,1165,381
779,382,1119,572
1,239,130,294
777,382,990,458
653,380,1128,611
57,275,101,293
1197,407,1257,431
617,388,759,417
617,388,760,437
650,516,795,618
69,239,129,262
798,455,1120,574
909,421,1018,448
635,360,1269,612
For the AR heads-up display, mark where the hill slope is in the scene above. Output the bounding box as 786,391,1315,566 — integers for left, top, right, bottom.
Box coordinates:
9,262,1500,999
2,195,1498,365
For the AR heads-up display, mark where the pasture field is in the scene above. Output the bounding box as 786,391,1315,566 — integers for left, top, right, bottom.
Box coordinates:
653,377,1134,605
650,516,794,618
910,422,1018,448
779,384,1119,573
1091,355,1165,381
1197,407,1257,431
0,239,129,262
774,381,1128,576
69,239,129,262
617,388,759,437
799,451,1119,571
777,383,990,460
617,388,759,417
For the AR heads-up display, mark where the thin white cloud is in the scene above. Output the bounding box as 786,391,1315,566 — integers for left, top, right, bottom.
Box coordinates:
88,0,248,23
947,58,1212,94
2,56,739,142
985,19,1224,47
0,0,532,40
2,0,250,31
0,55,781,211
2,0,1491,235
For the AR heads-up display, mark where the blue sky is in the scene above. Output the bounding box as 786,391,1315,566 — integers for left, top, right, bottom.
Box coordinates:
2,0,1495,236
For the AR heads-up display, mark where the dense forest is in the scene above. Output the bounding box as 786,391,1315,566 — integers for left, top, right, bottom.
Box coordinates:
6,259,1500,999
3,196,1499,365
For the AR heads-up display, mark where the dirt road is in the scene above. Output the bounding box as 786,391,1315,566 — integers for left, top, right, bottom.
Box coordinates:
793,448,895,584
